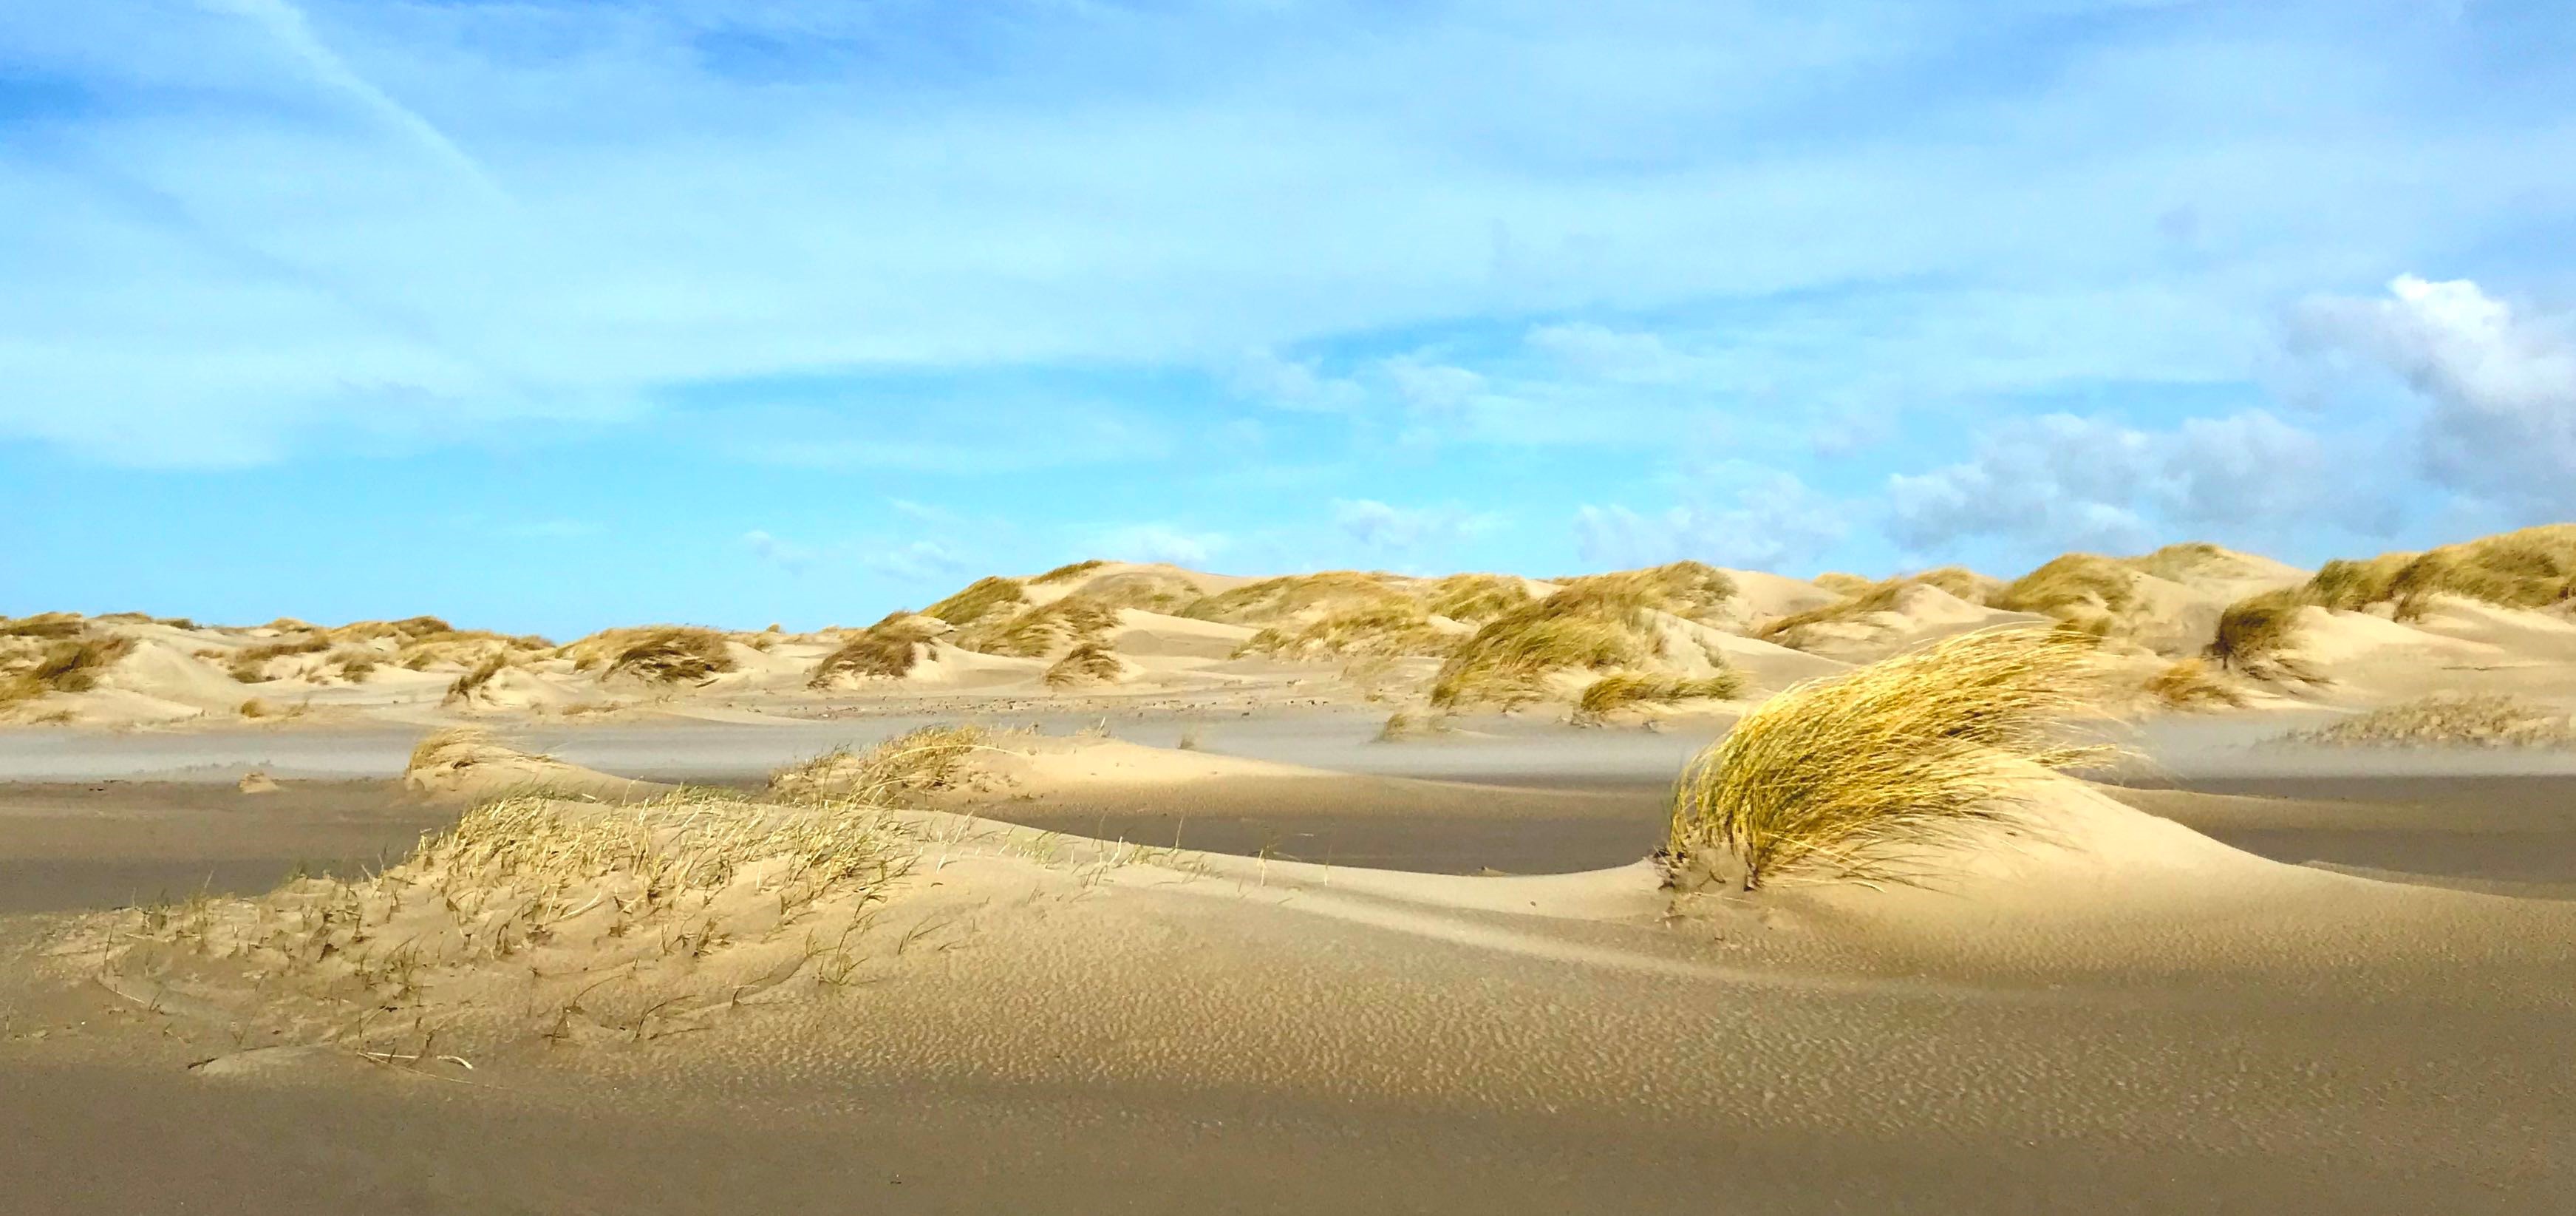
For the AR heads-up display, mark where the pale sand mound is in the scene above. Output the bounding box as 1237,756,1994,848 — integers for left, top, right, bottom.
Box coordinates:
446,664,582,713
1106,608,1260,659
403,727,672,802
1765,584,2050,665
775,729,1340,805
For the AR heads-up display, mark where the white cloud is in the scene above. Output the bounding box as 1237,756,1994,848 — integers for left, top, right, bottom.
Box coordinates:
1575,467,1850,572
1331,499,1500,552
2294,275,2576,512
10,1,2567,464
741,529,819,572
1884,409,2348,554
1093,524,1230,567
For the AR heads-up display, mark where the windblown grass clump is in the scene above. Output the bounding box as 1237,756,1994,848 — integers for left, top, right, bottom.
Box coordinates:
1043,642,1127,688
2304,554,2416,611
1179,571,1408,627
2142,657,2248,710
1376,709,1456,741
2382,526,2576,619
923,576,1029,628
1756,570,1989,645
228,634,332,682
1663,628,2110,891
1032,559,1109,585
808,614,943,687
770,724,996,801
1573,672,1745,724
1559,561,1737,623
1429,585,1659,709
0,634,134,704
95,786,918,1052
568,626,736,684
443,653,511,704
2286,694,2576,749
0,612,89,639
1996,554,2136,636
1235,602,1459,661
1422,574,1534,625
1077,570,1204,614
2206,588,2316,679
956,594,1121,658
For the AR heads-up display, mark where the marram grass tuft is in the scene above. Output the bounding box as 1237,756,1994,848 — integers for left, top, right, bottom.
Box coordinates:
1664,628,2113,891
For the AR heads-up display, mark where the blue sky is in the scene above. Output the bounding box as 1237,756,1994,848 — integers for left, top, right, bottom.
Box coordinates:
5,0,2575,636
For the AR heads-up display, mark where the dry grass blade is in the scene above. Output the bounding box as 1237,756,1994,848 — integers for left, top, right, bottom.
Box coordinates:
1572,672,1745,724
1665,628,2113,891
923,577,1029,628
808,614,942,687
770,724,995,801
1429,584,1658,709
1041,642,1125,688
2142,657,2246,710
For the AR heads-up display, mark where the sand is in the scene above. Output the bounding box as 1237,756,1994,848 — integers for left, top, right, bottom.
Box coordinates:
10,540,2576,1211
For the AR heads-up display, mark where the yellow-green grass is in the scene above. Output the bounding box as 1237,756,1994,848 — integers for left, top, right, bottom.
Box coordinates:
1179,571,1411,626
228,634,333,682
1429,585,1659,710
1573,672,1746,723
1755,568,1989,645
771,724,996,800
923,576,1029,628
1031,558,1110,584
2286,693,2576,749
1665,628,2110,891
567,625,736,683
1422,574,1534,625
1236,602,1460,661
2142,657,2247,710
2205,588,2317,679
1077,570,1204,614
1042,641,1126,687
808,614,942,687
1995,554,2136,634
956,594,1122,658
0,634,134,703
1558,560,1737,623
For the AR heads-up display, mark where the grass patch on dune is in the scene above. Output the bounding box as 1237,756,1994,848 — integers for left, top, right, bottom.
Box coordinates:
770,724,996,801
808,613,943,687
956,594,1121,658
2205,588,2316,679
1429,585,1660,710
923,576,1028,628
2142,657,2247,710
1179,571,1408,627
1573,672,1745,724
1422,574,1534,625
1032,559,1109,585
1,613,89,639
1077,570,1204,614
1043,642,1126,687
1,634,134,704
1236,602,1459,661
567,626,736,684
2286,693,2576,749
1755,567,1991,645
443,653,511,704
1994,554,2134,636
1663,628,2110,891
1558,560,1737,623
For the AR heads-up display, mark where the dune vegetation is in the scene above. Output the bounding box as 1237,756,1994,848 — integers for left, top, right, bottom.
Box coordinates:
923,576,1029,628
1428,584,1663,710
1663,628,2110,891
0,632,134,704
2205,588,2315,678
1994,554,2136,636
770,724,996,801
1179,571,1409,627
1556,560,1737,623
1755,566,1993,645
1042,641,1127,687
1074,569,1204,614
808,614,944,687
2286,693,2576,749
1572,672,1745,724
956,594,1121,658
443,653,511,704
565,625,736,683
1422,574,1535,625
1030,558,1109,585
2142,656,2248,710
1236,602,1459,661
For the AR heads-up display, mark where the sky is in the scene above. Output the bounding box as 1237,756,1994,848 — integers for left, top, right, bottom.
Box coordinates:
4,0,2575,637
